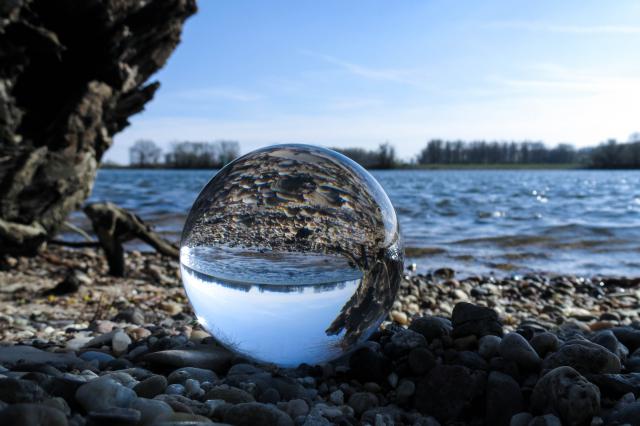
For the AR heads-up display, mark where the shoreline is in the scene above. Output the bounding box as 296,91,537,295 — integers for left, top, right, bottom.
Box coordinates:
0,246,639,424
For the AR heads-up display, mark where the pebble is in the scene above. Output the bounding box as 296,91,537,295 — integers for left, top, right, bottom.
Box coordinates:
542,340,622,374
88,407,141,425
409,316,452,341
0,403,68,426
112,330,132,355
223,402,293,426
142,345,232,372
75,376,137,412
79,351,114,364
529,332,561,358
329,389,344,405
408,347,436,375
390,310,409,325
204,386,255,404
286,398,309,418
451,302,503,338
499,332,542,370
485,371,523,426
132,398,174,426
0,378,47,403
530,366,600,426
478,335,502,359
133,374,167,398
167,367,218,385
347,392,378,417
165,383,186,395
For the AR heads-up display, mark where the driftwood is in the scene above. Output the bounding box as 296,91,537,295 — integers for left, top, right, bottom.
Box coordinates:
84,202,178,277
0,0,196,255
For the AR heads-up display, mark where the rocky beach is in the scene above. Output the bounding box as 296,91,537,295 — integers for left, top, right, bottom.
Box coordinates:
1,246,640,425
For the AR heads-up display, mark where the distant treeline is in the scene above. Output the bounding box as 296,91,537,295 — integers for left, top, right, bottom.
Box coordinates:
128,140,239,168
116,135,640,170
416,140,585,165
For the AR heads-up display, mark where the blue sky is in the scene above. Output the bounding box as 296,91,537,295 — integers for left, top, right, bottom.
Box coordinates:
106,0,640,163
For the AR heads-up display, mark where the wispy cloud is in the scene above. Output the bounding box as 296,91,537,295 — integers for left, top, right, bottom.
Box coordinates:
171,87,263,102
487,21,640,34
299,50,433,89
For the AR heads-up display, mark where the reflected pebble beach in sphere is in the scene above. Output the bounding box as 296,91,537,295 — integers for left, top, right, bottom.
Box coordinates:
180,144,403,366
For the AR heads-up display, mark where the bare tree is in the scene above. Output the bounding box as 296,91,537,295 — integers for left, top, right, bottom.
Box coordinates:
129,140,162,167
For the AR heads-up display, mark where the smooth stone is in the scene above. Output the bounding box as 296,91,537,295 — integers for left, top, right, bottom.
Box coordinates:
592,329,628,360
225,364,311,401
0,378,47,403
347,392,379,417
448,350,489,370
113,308,145,325
499,333,542,370
258,387,281,404
132,397,174,426
79,351,115,364
112,331,132,355
486,371,524,426
329,389,344,405
154,412,214,425
43,396,71,416
531,366,600,425
408,347,437,375
0,403,68,426
204,385,255,404
414,364,486,422
527,414,562,426
88,407,141,425
65,336,93,352
396,379,416,402
154,394,211,416
479,335,502,359
348,346,391,383
185,379,203,398
133,374,167,398
585,373,640,399
302,414,331,426
611,327,640,352
409,316,452,341
168,367,218,385
0,346,83,369
85,330,119,348
451,302,503,338
530,332,561,358
141,345,232,373
390,329,427,352
165,383,186,395
286,398,310,418
605,401,640,425
223,402,293,426
542,340,621,374
509,412,532,426
75,375,137,412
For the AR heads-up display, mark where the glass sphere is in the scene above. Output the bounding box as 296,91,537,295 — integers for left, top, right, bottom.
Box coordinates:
180,144,403,366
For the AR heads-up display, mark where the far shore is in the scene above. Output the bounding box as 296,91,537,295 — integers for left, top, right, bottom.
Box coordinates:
99,163,626,171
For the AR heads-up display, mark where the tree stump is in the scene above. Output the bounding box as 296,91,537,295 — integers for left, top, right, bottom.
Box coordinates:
0,0,197,255
84,202,179,276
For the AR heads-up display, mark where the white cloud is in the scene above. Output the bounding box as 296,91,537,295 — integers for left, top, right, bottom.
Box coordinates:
299,50,434,90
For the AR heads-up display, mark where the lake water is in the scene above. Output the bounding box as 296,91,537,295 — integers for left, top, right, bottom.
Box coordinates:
73,169,640,277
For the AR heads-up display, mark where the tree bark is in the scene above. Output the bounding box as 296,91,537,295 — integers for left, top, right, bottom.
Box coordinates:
0,0,197,255
84,202,178,276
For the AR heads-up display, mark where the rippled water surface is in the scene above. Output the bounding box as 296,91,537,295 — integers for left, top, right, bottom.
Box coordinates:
77,169,640,277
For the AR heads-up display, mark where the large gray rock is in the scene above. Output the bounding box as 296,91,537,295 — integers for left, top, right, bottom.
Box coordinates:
451,303,503,338
75,375,137,412
542,340,621,374
132,398,174,426
347,392,379,417
0,346,83,370
485,371,523,426
223,402,293,426
531,366,600,426
409,316,452,341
